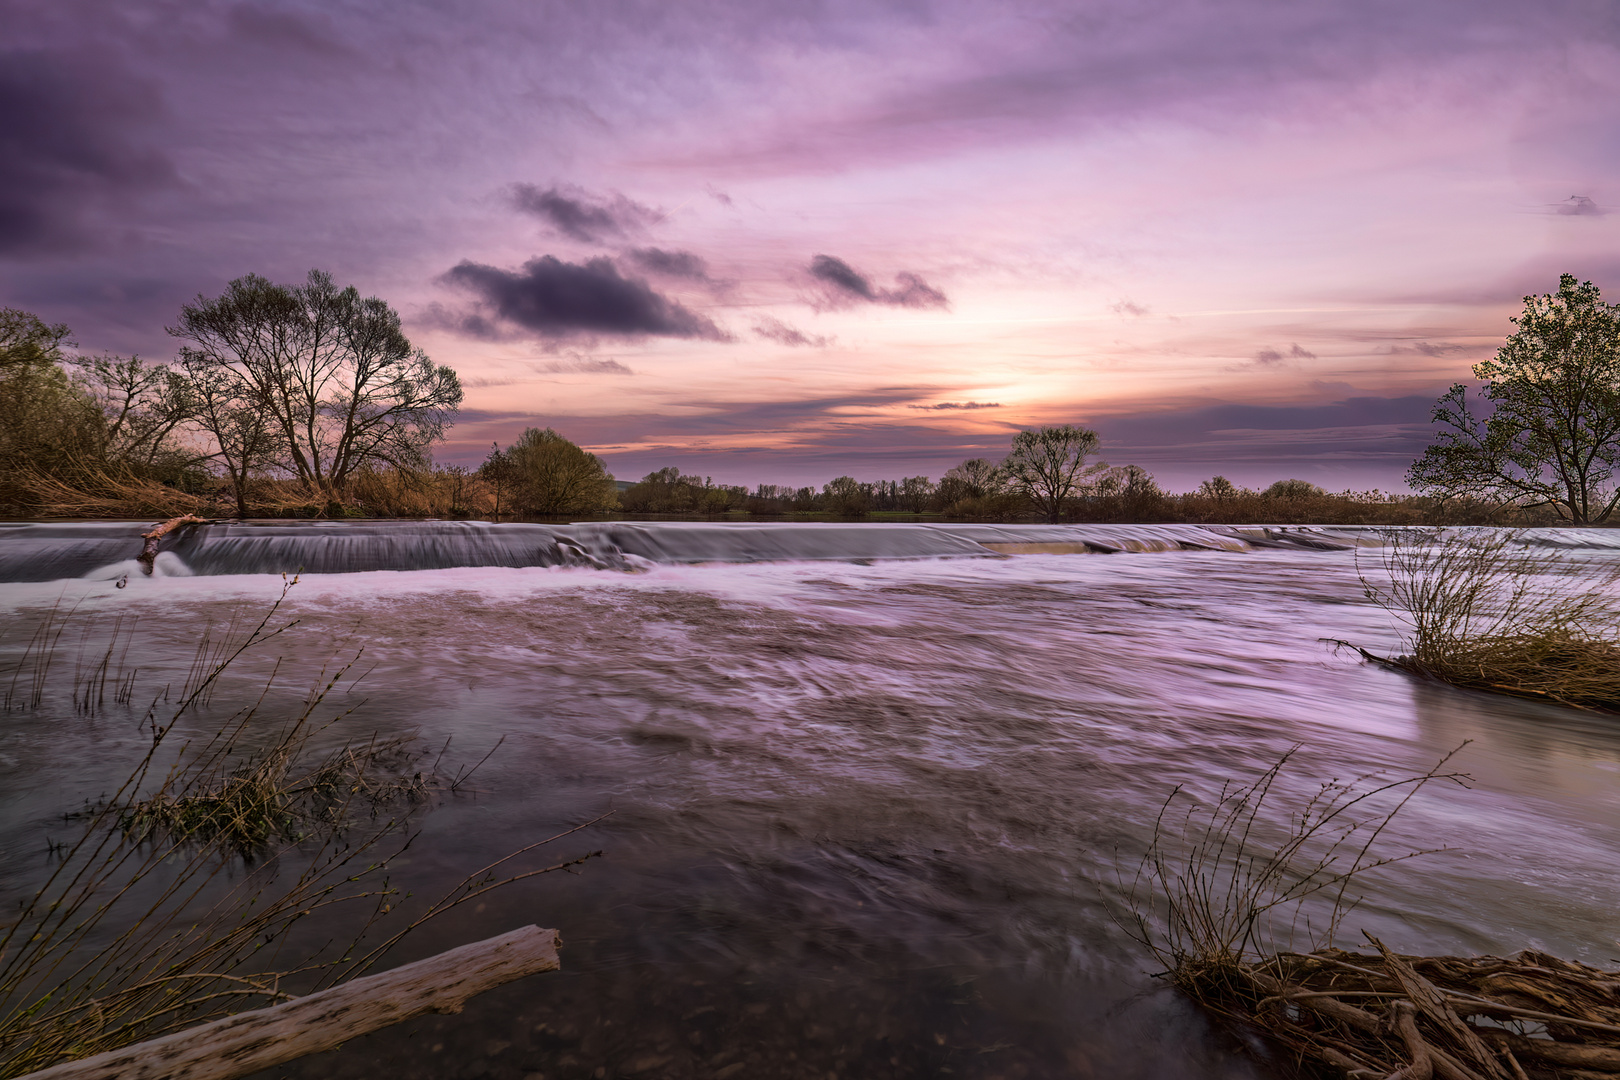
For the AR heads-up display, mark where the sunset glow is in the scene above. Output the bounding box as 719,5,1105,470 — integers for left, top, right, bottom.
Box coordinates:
6,0,1619,489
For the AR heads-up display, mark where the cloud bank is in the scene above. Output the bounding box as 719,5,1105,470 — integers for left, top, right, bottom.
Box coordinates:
441,255,726,340
0,50,172,253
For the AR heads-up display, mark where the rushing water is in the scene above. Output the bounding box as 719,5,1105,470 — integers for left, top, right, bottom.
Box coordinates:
2,522,1618,1079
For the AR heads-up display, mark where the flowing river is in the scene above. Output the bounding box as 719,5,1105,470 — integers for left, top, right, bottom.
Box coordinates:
2,521,1618,1079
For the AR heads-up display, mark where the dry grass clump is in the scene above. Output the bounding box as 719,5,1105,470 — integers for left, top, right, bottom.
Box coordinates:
1118,747,1469,984
1359,529,1620,709
1119,748,1620,1079
1224,944,1620,1079
15,466,211,518
0,581,597,1077
112,725,433,858
12,463,501,520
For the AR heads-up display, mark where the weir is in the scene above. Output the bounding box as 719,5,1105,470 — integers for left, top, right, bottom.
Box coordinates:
0,519,1385,583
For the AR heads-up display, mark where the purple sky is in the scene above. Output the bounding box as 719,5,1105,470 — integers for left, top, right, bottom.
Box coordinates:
5,1,1619,492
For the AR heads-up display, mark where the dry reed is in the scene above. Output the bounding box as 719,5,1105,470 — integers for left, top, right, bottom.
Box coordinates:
1118,748,1620,1079
1358,529,1620,709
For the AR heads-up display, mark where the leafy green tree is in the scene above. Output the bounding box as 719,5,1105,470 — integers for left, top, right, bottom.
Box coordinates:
1408,274,1620,523
822,476,871,517
1,311,103,506
896,475,934,513
170,271,463,506
1262,478,1324,499
0,308,73,371
505,428,618,515
1001,425,1104,522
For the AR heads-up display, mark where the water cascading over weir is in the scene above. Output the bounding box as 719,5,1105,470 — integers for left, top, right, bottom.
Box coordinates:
0,520,1385,583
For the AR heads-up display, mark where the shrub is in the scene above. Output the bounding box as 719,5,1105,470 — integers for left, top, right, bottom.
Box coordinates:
1360,528,1620,708
506,427,618,516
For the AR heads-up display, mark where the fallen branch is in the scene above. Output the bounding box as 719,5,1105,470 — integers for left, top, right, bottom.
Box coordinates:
137,516,209,575
16,924,560,1080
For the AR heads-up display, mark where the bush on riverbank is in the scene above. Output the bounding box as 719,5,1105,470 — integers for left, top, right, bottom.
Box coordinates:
1360,529,1620,709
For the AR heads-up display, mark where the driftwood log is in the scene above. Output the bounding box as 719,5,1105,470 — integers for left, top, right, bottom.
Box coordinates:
137,516,210,576
18,925,560,1080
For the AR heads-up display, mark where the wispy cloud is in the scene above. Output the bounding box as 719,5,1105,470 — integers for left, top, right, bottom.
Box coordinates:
0,50,173,254
624,246,711,280
808,255,949,310
1252,343,1316,366
508,183,660,242
906,401,1001,410
535,355,634,375
1387,340,1466,357
752,315,833,347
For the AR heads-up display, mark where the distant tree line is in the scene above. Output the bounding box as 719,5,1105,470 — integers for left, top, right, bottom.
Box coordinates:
600,426,1498,525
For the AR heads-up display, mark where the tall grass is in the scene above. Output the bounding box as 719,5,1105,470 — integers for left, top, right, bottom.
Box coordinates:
1360,528,1620,709
0,581,598,1077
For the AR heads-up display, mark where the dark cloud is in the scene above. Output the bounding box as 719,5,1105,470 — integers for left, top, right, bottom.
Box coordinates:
0,50,172,253
810,254,877,300
536,356,635,375
508,184,659,243
752,315,833,347
1557,195,1603,216
1112,300,1150,317
1093,395,1438,469
906,401,1001,410
626,247,710,279
440,255,727,340
809,255,949,309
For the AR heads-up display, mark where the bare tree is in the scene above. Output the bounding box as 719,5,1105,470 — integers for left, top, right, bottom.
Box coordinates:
75,355,196,468
169,271,463,507
180,356,283,518
939,458,1004,501
480,443,514,520
1001,425,1104,522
